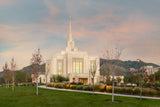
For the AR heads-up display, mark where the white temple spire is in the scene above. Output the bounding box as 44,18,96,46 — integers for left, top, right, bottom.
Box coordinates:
68,15,72,41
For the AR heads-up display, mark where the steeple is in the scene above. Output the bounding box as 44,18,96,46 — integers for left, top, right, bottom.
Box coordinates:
66,15,76,52
68,15,72,41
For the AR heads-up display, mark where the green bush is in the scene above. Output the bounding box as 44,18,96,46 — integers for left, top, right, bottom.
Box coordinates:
114,88,124,94
70,85,77,90
94,85,101,91
133,88,140,95
50,75,69,82
142,90,148,96
55,84,63,88
154,82,159,88
63,84,67,89
126,88,133,95
56,75,66,82
76,86,83,90
106,87,112,93
157,91,160,97
83,85,92,91
148,90,157,97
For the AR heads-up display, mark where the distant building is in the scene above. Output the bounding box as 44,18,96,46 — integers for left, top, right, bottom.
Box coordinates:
110,75,124,84
153,67,160,73
143,66,160,75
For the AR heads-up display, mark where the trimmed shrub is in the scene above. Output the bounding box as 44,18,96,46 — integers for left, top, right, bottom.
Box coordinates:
99,85,105,92
83,85,92,91
70,85,77,90
106,86,112,92
142,90,148,96
125,88,133,95
46,83,160,97
114,88,122,94
133,88,140,95
76,85,83,90
55,84,63,88
62,84,67,89
47,83,54,87
148,90,157,97
94,85,101,92
157,91,160,97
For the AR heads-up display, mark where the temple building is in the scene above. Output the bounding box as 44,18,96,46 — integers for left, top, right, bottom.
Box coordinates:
38,16,100,84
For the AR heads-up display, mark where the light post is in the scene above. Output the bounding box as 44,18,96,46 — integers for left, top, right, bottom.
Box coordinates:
137,59,142,100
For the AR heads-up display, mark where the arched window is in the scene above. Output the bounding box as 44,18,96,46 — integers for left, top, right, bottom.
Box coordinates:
57,60,63,75
73,59,83,73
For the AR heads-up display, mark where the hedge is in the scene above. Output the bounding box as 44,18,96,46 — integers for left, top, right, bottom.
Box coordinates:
46,83,160,97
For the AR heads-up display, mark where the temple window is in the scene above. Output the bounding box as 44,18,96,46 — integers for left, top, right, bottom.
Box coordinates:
90,60,96,71
57,60,63,75
73,59,83,73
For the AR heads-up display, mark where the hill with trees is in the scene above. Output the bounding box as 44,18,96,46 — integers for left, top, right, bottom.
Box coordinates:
100,58,159,70
0,59,159,78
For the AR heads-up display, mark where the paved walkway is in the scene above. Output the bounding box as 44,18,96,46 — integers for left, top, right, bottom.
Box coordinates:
38,86,160,100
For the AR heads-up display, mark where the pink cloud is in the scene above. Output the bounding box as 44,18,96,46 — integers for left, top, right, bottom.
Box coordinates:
0,0,13,5
43,0,59,16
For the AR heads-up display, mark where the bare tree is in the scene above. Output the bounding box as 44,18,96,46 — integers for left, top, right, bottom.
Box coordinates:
3,62,10,88
100,63,112,84
102,47,122,102
90,65,97,95
139,65,146,100
31,48,42,96
10,58,16,92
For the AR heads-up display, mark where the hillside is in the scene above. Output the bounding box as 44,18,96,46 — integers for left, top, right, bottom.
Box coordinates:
0,59,159,77
100,58,160,70
21,64,45,75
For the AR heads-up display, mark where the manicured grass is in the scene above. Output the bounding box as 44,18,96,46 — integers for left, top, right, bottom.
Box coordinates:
0,86,160,107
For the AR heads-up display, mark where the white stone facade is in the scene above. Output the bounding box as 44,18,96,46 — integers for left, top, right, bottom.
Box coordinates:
45,16,100,84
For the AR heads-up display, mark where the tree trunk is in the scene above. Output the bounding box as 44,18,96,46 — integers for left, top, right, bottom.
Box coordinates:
92,77,94,95
36,77,38,96
112,74,114,102
89,71,91,85
12,72,14,92
12,81,14,92
140,74,142,100
46,75,47,88
5,81,7,88
8,81,9,88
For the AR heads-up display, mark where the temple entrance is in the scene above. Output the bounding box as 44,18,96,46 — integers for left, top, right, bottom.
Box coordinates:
73,78,75,82
79,78,88,84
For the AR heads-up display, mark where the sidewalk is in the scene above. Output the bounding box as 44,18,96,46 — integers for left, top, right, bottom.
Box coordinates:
38,86,160,100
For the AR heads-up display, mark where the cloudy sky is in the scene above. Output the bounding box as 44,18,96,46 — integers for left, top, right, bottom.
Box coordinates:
0,0,160,71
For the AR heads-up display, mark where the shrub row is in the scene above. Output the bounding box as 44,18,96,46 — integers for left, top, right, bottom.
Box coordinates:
47,83,111,92
114,87,160,97
46,83,160,97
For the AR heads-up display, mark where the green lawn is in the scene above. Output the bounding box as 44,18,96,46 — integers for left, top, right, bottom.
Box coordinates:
0,86,159,107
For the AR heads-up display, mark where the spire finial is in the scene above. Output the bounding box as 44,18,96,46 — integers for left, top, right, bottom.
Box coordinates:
69,15,71,20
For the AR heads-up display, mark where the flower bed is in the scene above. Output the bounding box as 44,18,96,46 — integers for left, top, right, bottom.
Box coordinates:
46,83,160,97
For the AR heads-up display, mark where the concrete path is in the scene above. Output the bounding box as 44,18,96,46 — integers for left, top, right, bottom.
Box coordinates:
38,86,160,100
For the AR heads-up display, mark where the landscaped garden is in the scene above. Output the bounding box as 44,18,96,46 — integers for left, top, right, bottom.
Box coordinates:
46,83,160,97
0,86,160,107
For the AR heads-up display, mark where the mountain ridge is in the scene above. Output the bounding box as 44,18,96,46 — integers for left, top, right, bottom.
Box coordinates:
0,59,159,77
